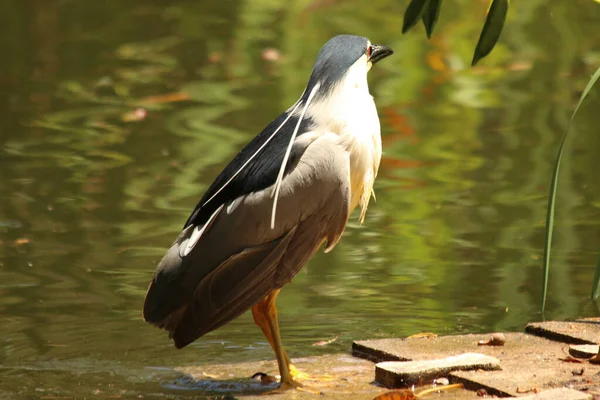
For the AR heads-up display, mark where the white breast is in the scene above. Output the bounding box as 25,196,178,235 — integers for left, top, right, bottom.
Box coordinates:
338,93,382,222
305,56,382,222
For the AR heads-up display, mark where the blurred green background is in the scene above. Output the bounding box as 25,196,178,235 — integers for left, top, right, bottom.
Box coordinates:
1,0,599,397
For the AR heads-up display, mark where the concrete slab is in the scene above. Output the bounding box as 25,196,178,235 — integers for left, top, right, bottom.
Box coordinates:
526,318,600,345
375,353,500,387
450,364,596,398
354,333,547,363
515,387,592,400
354,332,600,397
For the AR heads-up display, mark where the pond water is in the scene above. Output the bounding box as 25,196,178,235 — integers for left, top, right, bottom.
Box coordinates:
1,0,600,398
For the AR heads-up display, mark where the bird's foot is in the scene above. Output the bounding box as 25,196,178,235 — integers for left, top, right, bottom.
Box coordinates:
289,364,334,383
268,365,323,394
288,364,311,381
278,378,322,395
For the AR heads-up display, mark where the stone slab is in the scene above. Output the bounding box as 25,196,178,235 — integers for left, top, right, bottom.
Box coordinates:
354,333,546,363
450,364,596,398
375,352,500,388
354,332,600,397
515,388,592,400
526,318,600,345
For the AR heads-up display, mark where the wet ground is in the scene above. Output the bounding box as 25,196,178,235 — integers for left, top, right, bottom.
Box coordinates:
1,0,600,398
175,354,480,399
174,320,600,399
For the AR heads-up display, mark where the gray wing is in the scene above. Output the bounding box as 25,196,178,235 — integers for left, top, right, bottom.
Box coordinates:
143,132,351,348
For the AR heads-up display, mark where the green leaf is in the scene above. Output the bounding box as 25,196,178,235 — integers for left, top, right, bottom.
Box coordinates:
403,0,431,34
422,0,442,38
592,252,600,299
471,0,509,66
541,66,600,312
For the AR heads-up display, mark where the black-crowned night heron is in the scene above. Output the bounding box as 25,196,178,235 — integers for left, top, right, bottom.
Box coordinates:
143,34,393,389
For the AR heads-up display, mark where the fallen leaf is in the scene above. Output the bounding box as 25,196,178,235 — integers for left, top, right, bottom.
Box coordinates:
251,372,278,385
407,332,437,339
373,390,416,400
560,356,584,363
202,371,220,379
478,333,505,346
516,387,538,394
312,334,339,346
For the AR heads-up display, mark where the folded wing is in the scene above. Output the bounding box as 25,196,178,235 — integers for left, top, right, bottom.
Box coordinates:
142,132,351,348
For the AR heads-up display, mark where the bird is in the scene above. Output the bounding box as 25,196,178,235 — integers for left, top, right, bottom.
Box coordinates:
142,34,393,389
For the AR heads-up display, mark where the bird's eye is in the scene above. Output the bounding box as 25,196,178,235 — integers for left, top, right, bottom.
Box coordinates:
367,46,372,58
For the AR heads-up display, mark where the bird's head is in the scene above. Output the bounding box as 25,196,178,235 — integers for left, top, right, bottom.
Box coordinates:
304,35,393,101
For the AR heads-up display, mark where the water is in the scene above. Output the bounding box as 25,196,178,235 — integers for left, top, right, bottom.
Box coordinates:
1,0,600,397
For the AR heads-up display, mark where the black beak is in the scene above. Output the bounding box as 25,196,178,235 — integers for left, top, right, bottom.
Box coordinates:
369,44,394,64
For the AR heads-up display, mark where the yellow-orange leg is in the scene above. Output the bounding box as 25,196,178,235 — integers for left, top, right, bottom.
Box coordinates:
251,289,304,388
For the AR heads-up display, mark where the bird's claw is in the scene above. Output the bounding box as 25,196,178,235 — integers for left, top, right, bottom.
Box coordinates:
288,364,311,381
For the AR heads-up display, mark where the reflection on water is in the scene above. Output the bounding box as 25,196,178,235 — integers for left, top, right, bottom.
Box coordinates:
1,0,600,397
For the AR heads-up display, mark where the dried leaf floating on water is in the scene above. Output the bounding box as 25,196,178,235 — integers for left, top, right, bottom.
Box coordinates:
312,334,339,346
121,108,147,122
140,92,191,104
261,48,282,62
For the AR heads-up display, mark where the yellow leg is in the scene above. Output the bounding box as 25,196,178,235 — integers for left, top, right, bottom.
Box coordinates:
251,290,304,388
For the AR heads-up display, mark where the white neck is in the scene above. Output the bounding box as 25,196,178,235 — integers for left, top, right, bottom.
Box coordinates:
299,54,383,222
304,54,374,135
